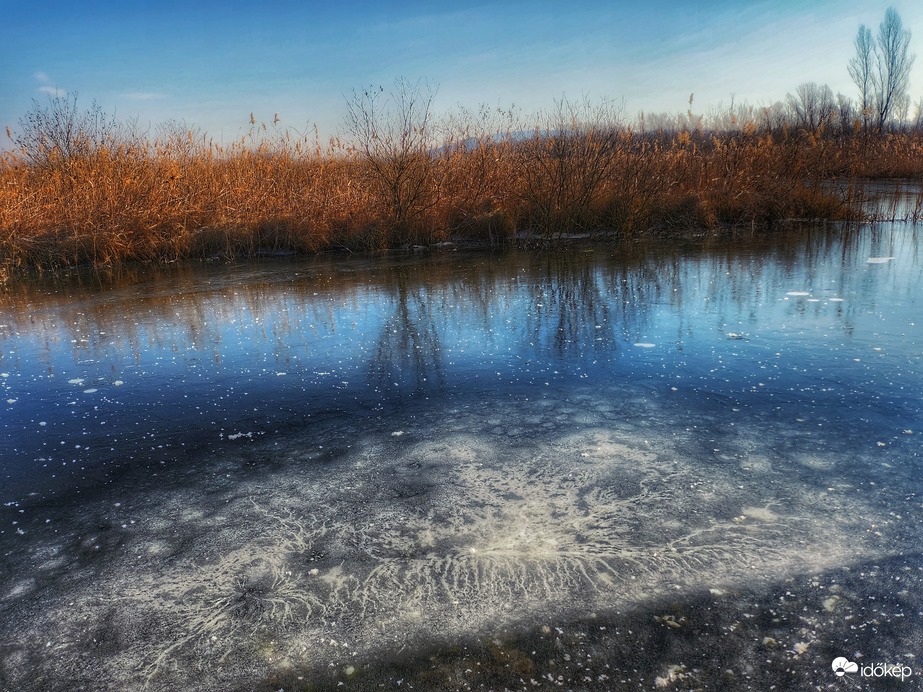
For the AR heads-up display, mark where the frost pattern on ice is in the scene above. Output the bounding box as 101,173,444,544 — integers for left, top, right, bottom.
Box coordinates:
0,403,884,691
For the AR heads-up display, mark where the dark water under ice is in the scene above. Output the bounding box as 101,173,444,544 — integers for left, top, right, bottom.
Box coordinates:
0,224,921,691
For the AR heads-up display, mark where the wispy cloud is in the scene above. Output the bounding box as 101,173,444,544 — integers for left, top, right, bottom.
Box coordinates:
37,86,66,97
121,92,168,101
33,72,66,97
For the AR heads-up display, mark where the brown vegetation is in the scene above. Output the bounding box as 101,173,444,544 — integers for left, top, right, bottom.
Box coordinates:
3,89,923,272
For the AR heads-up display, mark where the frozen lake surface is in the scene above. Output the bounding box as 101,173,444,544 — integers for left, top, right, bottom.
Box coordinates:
0,224,921,690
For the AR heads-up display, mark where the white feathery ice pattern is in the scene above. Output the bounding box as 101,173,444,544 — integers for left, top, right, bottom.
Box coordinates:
1,411,883,690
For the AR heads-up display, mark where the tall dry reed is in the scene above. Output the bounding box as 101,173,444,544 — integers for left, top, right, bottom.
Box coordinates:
3,93,923,271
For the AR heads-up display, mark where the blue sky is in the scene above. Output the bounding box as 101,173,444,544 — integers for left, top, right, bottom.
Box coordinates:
2,0,922,146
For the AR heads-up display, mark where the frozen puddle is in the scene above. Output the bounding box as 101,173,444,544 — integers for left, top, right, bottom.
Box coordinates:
0,396,895,691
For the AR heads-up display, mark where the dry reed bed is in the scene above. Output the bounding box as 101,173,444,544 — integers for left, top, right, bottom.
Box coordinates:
2,127,923,270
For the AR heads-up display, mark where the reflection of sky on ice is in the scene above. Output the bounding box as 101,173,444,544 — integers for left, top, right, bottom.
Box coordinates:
0,224,921,689
2,226,919,498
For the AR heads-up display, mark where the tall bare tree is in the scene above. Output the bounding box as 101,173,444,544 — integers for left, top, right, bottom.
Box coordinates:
849,8,915,132
875,7,915,131
848,24,875,131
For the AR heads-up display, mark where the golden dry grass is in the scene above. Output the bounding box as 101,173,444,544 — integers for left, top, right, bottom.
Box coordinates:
2,116,922,271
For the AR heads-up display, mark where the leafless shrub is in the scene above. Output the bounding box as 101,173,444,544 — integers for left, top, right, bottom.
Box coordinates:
511,96,624,239
342,78,439,245
14,92,123,171
787,83,836,132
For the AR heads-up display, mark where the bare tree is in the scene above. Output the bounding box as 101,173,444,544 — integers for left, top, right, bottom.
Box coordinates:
849,8,915,132
757,101,787,133
875,7,915,130
15,91,120,169
913,97,923,131
848,24,875,131
836,93,855,133
511,96,623,239
786,82,836,131
343,78,439,241
639,111,677,134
